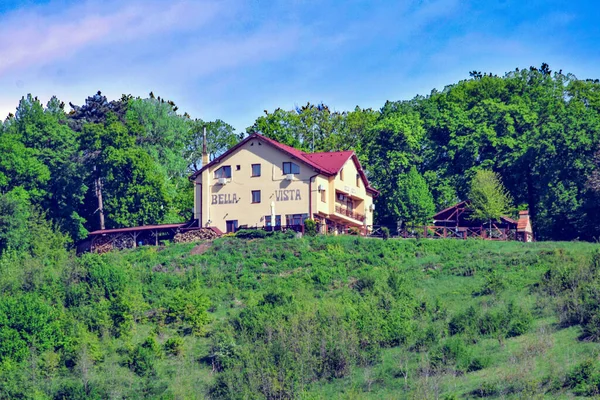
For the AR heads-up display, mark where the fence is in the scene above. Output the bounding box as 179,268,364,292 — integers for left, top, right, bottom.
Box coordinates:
364,225,522,241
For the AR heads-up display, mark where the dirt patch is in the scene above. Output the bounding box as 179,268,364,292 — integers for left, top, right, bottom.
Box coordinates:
190,242,212,255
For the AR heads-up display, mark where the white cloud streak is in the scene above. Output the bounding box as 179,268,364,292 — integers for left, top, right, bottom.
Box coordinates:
0,0,222,75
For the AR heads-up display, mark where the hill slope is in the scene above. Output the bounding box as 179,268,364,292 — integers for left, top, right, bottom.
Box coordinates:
1,234,599,399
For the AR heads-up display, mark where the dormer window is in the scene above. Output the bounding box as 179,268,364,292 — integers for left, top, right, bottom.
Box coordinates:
283,162,300,175
215,166,232,179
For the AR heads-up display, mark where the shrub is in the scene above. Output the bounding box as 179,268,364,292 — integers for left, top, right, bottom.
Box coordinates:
304,219,318,236
164,337,184,357
141,336,162,358
475,270,506,296
348,227,361,236
125,344,157,377
235,229,267,239
566,358,600,396
162,287,211,335
449,302,531,339
381,227,390,240
540,251,600,340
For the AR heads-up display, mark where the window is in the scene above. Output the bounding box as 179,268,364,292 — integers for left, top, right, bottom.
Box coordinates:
283,162,300,175
226,220,238,233
356,174,361,188
321,189,326,203
236,165,241,171
337,193,346,202
252,164,261,177
251,190,261,203
215,166,232,179
265,215,281,227
340,168,344,181
286,214,307,226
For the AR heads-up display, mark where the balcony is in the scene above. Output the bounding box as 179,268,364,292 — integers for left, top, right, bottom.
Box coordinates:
334,205,365,222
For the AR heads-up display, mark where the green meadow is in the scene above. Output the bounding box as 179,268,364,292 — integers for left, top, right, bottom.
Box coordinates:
1,233,599,399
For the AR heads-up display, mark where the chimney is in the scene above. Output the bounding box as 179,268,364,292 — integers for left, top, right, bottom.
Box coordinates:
202,126,209,166
517,210,533,241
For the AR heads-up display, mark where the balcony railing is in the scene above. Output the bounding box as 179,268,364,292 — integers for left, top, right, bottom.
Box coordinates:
335,205,366,222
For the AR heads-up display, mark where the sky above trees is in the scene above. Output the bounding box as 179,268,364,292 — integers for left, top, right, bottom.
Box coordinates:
0,0,599,132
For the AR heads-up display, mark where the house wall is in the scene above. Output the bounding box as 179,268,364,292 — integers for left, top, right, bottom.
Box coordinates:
331,158,374,227
194,138,315,232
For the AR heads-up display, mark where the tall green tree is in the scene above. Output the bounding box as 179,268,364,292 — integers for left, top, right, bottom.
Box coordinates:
362,105,426,225
468,170,513,227
79,115,169,230
4,95,87,239
393,167,435,226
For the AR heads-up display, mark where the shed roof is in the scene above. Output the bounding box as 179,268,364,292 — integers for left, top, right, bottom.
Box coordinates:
88,223,186,236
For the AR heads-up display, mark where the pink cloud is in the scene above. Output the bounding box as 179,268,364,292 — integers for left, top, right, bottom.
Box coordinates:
0,0,223,75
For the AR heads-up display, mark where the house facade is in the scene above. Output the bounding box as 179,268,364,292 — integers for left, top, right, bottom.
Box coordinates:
189,133,378,233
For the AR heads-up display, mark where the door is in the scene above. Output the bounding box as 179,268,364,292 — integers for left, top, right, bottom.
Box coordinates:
226,220,238,233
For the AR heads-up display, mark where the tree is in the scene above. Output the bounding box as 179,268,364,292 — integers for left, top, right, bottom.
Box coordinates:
4,95,87,239
0,188,32,253
468,170,513,230
187,119,240,171
79,116,169,230
392,167,435,226
362,106,426,225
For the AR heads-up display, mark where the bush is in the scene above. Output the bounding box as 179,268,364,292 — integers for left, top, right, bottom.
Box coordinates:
304,219,318,236
381,227,390,240
348,227,361,236
164,337,184,357
125,344,157,377
565,358,600,396
235,229,267,239
540,251,600,340
448,302,531,339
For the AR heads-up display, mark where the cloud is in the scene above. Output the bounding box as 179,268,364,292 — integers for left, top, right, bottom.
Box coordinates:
0,0,223,75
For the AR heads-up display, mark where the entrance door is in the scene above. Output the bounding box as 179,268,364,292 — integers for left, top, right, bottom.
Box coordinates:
226,220,238,233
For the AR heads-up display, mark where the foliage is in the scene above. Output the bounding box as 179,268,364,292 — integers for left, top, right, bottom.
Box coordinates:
235,229,267,239
381,226,390,240
304,219,318,236
468,170,514,224
0,232,598,398
539,251,600,340
394,166,436,226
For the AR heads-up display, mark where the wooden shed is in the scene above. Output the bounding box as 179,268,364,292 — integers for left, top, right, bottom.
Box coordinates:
401,200,533,241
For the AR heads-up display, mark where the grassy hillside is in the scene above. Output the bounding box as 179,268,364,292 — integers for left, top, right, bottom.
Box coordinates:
1,233,599,399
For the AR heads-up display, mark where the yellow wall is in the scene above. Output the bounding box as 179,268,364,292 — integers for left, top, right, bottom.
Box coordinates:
330,158,374,227
193,138,375,232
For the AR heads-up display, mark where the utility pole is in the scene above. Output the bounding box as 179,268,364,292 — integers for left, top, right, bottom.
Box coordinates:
94,165,105,230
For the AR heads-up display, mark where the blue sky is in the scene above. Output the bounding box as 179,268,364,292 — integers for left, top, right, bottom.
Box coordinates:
0,0,599,132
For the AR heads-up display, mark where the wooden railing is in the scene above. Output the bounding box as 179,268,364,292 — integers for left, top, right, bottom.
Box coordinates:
398,225,520,241
334,205,366,222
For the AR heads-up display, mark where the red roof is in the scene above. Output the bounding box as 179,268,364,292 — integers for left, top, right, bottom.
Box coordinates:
304,151,354,174
189,133,379,195
517,212,530,231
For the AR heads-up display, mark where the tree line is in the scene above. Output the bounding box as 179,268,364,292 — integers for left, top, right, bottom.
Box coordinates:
1,64,600,246
248,64,600,241
0,92,240,250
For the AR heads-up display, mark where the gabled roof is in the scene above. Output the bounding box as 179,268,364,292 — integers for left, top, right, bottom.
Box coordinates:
517,219,529,230
189,133,379,195
433,200,517,226
304,151,354,174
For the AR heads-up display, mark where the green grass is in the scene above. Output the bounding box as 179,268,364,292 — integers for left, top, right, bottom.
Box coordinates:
1,234,599,398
